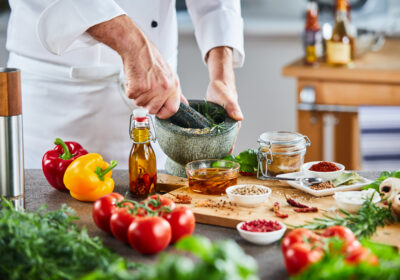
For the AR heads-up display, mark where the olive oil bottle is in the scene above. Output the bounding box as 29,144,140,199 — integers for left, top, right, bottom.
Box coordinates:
326,0,354,66
129,108,157,197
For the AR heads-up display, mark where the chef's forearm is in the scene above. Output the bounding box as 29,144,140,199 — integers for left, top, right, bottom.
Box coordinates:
206,47,235,85
87,15,147,57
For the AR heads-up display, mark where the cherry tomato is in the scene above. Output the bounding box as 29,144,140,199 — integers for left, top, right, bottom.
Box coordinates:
144,195,176,213
164,206,195,243
127,216,171,255
282,228,322,254
345,246,379,266
284,242,324,276
322,226,359,253
110,205,138,243
92,193,124,233
322,226,356,243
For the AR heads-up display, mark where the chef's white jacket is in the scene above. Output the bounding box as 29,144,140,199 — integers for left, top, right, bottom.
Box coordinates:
6,0,244,169
7,0,244,70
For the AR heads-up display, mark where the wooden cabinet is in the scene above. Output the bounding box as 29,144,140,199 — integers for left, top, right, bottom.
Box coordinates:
283,39,400,170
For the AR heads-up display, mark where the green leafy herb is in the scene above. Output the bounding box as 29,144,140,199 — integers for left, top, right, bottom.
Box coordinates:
297,199,397,239
363,170,400,192
292,239,400,280
197,100,227,135
0,198,126,280
223,149,258,174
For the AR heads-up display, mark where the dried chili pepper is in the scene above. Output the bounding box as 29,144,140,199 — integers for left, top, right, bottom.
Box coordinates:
285,195,310,208
294,207,318,213
171,194,192,204
273,202,289,219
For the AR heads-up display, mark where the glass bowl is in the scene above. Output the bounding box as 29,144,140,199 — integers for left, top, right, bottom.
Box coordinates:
185,159,240,195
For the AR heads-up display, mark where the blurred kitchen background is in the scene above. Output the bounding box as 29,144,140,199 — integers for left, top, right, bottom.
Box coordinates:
1,0,400,171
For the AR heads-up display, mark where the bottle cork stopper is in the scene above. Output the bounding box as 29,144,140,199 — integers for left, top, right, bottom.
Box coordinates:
0,68,22,117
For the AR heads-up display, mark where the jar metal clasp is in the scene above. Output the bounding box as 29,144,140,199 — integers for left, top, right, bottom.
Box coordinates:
256,140,273,180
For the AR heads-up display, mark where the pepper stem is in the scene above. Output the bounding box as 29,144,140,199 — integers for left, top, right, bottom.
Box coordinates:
54,138,74,160
96,160,118,181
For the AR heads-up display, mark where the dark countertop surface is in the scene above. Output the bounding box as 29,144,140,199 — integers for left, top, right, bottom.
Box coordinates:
25,170,380,280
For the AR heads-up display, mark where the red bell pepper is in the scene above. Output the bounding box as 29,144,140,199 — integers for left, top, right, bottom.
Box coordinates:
42,138,88,191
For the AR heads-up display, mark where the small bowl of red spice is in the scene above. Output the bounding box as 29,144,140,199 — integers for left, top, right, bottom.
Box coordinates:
237,219,286,245
303,161,345,182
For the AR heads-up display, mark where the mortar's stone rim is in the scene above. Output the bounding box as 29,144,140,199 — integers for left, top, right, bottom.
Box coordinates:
155,100,239,137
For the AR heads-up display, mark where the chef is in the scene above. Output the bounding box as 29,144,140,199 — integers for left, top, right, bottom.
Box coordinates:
6,0,244,169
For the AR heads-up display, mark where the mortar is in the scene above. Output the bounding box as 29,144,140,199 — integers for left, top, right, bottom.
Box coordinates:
155,100,239,177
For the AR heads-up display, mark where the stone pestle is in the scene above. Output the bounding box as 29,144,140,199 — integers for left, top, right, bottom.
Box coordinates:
169,102,212,129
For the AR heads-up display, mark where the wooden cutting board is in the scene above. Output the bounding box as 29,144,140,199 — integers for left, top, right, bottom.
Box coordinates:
159,174,400,247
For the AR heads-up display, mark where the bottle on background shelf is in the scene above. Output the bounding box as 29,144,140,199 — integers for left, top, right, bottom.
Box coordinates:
326,0,355,66
129,108,157,197
303,1,322,65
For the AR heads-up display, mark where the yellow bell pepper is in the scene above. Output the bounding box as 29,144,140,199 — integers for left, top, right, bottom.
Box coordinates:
63,153,118,202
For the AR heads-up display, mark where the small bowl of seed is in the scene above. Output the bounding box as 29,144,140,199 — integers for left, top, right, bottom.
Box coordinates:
226,184,272,208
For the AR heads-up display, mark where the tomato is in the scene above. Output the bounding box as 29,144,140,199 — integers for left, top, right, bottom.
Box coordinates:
110,205,138,243
164,206,195,243
92,193,124,233
322,226,359,254
284,242,324,275
127,216,171,255
281,228,321,254
144,195,176,215
322,226,356,243
345,246,379,266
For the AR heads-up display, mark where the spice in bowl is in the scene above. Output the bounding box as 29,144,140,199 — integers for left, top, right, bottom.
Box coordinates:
241,219,282,233
226,184,272,208
231,185,269,196
309,161,340,172
303,161,345,181
237,220,287,245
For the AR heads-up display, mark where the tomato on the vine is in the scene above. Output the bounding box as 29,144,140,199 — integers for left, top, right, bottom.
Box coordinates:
345,246,379,266
322,226,356,243
92,193,124,233
322,225,360,254
284,242,324,275
110,205,138,243
144,195,175,212
163,206,195,243
281,228,321,254
127,216,171,255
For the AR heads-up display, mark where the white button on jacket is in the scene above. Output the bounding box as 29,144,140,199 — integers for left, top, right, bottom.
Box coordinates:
6,0,245,169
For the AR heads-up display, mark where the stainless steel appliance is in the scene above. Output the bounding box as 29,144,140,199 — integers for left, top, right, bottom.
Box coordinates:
0,68,24,209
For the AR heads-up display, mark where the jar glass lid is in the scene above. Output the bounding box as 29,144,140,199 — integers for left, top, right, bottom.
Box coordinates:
258,131,307,146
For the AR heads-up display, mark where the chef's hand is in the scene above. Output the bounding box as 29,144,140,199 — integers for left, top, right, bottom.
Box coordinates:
206,47,243,121
87,15,181,119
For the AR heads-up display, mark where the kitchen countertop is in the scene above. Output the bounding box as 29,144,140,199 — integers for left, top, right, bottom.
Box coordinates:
25,170,381,280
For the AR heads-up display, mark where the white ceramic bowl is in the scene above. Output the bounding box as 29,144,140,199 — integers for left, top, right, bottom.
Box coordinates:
236,221,287,245
334,189,381,213
303,161,345,182
226,184,272,208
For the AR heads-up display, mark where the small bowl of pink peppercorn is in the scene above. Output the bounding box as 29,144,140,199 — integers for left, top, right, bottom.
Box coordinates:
236,219,287,245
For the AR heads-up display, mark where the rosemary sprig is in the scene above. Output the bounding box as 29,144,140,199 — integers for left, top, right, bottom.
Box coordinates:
297,199,397,239
197,100,227,135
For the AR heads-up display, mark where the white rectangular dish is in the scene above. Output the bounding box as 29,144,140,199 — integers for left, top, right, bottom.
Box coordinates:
277,171,373,197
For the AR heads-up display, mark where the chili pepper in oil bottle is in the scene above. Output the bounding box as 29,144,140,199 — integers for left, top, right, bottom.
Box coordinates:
303,1,322,65
129,108,157,197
